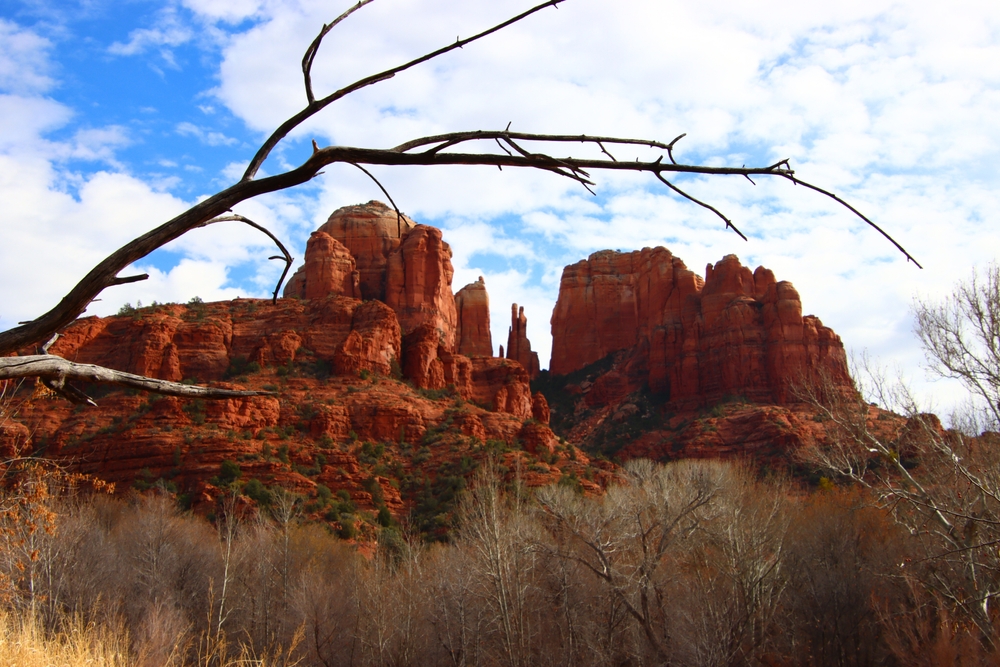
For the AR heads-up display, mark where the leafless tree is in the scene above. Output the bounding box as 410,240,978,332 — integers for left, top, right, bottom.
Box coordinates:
0,0,919,405
797,351,1000,645
915,261,1000,434
458,462,542,667
422,543,487,667
536,459,728,663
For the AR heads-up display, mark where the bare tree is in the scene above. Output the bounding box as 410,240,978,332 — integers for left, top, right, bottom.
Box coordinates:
458,463,541,667
797,352,1000,644
536,459,727,663
914,261,1000,433
0,0,919,405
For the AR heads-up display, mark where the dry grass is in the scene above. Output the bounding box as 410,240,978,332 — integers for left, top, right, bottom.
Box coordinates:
0,611,301,667
0,611,131,666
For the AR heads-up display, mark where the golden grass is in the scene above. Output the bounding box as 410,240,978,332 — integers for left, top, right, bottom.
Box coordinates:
0,611,130,666
0,611,303,667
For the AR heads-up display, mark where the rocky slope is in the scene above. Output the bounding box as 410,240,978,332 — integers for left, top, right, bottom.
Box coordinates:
10,202,594,539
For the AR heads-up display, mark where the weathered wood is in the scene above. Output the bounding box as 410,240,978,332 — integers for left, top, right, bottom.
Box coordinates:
0,356,272,403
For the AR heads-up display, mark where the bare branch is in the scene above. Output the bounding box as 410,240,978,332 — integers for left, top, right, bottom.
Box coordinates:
199,214,294,303
666,132,686,165
349,163,405,237
393,130,679,154
655,173,748,241
301,0,377,105
109,274,148,286
780,173,923,269
244,0,567,181
0,356,272,400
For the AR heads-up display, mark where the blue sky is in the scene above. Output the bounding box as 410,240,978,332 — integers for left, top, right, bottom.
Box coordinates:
2,0,999,419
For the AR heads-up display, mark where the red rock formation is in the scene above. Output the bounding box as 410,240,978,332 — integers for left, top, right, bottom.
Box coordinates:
506,303,540,380
384,224,458,347
549,249,850,408
468,357,534,420
16,297,607,520
455,277,493,357
284,231,361,300
518,421,558,455
286,203,459,351
531,392,550,425
50,297,402,383
402,323,448,390
288,201,416,301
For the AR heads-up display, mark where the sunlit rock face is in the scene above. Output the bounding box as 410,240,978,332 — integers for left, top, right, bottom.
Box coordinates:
455,277,492,358
550,248,851,408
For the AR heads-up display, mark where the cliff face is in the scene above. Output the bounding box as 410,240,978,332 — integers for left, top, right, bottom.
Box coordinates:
285,202,457,347
384,224,458,348
549,248,850,409
17,297,583,525
286,231,362,301
298,201,417,301
9,202,586,526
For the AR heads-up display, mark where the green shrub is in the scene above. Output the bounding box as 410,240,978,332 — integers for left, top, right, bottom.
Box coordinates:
225,355,262,379
182,399,207,425
116,302,137,317
243,478,273,506
358,441,385,465
337,517,356,540
215,460,242,487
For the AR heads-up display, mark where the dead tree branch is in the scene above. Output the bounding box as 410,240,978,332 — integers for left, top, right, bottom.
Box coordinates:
0,356,272,402
196,214,294,303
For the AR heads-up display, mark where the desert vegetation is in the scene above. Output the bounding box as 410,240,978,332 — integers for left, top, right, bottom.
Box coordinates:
0,447,993,667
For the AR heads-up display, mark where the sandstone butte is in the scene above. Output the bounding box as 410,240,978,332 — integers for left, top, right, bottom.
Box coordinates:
9,201,582,539
8,201,890,532
540,247,857,462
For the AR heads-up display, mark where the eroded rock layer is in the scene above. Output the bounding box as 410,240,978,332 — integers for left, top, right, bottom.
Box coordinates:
17,297,590,528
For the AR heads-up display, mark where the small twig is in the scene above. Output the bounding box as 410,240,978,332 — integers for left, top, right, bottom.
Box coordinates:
597,141,617,162
40,334,59,354
655,173,748,241
350,162,406,237
666,133,686,165
301,0,377,105
109,274,149,286
201,215,295,303
779,174,922,268
41,376,97,406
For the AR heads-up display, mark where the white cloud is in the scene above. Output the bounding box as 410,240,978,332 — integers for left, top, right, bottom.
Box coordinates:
176,121,239,146
108,7,193,57
0,20,54,94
